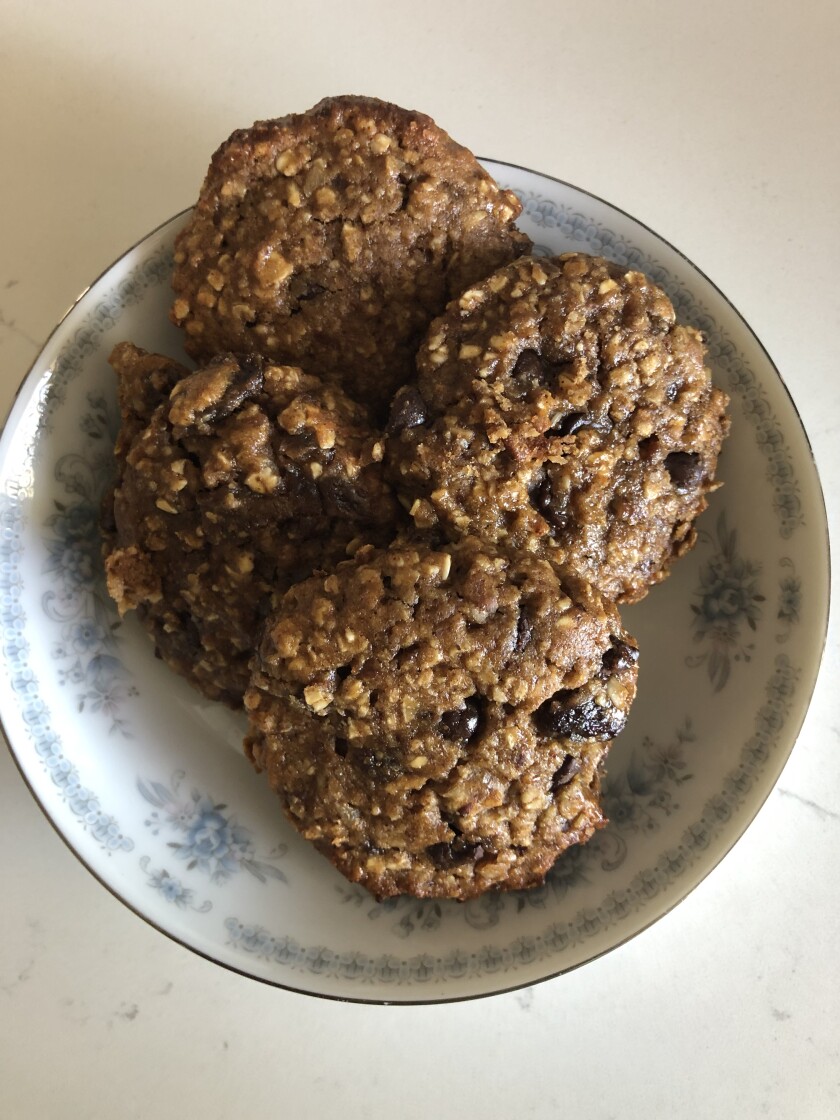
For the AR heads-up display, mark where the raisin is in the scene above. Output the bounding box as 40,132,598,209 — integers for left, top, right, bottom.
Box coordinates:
665,451,704,493
386,386,427,434
427,838,485,869
534,692,626,741
439,698,481,742
601,636,639,674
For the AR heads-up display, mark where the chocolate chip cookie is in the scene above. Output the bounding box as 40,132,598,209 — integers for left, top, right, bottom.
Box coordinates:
171,95,530,414
104,348,400,705
244,536,639,900
386,253,730,603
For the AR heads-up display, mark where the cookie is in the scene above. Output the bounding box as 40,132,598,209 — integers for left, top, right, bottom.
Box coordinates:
100,342,192,557
386,253,730,603
244,536,639,900
104,348,400,705
171,95,530,415
108,341,191,456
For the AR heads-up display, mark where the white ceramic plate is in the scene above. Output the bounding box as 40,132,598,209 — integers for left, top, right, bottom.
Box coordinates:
0,161,828,1003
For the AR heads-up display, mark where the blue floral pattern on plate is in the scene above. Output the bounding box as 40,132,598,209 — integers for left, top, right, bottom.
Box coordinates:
138,772,287,885
775,558,802,643
688,512,765,691
42,390,137,734
139,856,212,912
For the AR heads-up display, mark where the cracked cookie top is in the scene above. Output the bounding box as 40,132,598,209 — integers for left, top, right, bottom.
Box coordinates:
171,95,530,415
244,535,639,899
104,346,400,705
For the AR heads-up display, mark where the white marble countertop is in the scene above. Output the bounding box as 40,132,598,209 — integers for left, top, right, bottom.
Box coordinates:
1,1,838,1115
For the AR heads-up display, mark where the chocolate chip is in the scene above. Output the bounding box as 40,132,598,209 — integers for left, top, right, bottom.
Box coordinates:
665,451,704,493
550,754,583,790
529,476,570,532
440,698,481,742
386,386,427,435
601,637,639,674
334,737,348,758
427,838,485,869
514,610,534,654
534,692,626,741
512,348,548,389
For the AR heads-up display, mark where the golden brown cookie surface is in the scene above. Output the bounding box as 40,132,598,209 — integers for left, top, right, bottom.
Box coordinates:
104,348,400,705
171,96,530,415
386,253,730,602
245,536,639,899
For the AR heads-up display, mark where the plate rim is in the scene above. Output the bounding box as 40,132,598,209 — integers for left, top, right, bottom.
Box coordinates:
0,162,830,1005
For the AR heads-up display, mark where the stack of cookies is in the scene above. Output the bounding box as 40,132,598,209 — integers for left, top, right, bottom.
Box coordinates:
103,96,729,900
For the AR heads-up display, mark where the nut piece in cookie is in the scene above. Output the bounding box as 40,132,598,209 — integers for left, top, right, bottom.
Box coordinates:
171,95,530,414
244,536,639,900
387,253,730,602
103,349,400,706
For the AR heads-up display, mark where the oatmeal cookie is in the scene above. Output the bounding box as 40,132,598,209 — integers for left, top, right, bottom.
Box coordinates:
171,95,530,414
386,253,730,603
100,343,192,556
108,341,191,455
104,349,400,705
244,536,639,900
